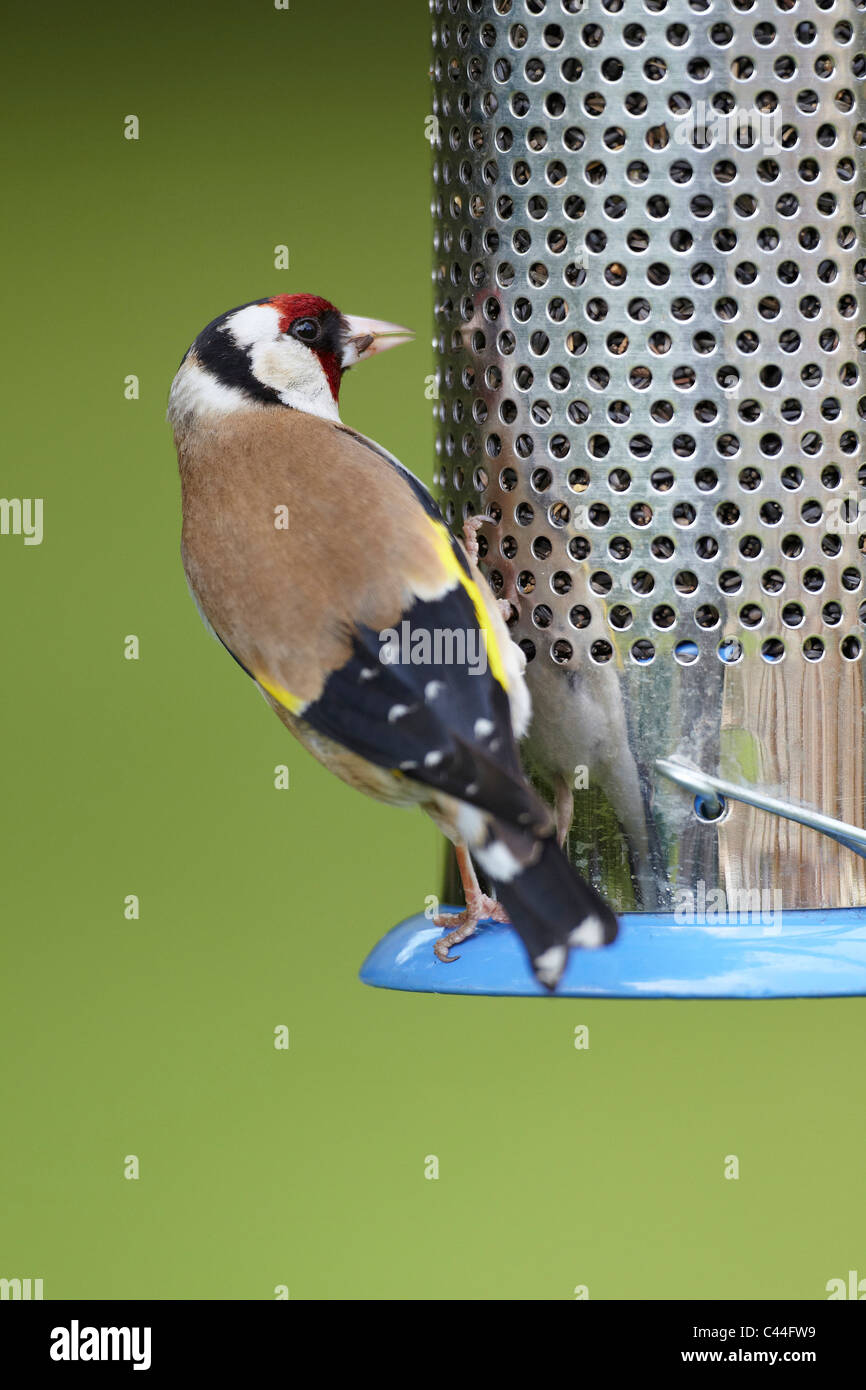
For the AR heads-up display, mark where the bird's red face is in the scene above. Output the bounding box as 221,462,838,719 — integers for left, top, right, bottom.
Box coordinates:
269,293,414,402
171,293,413,426
269,293,347,404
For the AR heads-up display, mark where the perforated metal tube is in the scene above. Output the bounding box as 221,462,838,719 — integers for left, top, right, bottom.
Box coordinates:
431,0,866,911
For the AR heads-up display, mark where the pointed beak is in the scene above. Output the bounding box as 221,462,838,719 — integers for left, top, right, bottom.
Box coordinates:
340,314,414,368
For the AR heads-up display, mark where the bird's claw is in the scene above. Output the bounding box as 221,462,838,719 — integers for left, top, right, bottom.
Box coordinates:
432,895,510,964
433,942,462,964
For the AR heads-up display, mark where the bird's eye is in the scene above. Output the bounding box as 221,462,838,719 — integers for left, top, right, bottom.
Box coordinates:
291,317,320,344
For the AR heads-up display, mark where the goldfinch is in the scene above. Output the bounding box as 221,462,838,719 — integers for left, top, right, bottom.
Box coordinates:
168,293,618,989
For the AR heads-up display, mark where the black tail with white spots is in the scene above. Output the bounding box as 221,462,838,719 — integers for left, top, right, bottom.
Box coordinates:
476,827,619,990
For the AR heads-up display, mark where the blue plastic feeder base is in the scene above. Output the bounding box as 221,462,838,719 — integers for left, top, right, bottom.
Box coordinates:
359,907,866,998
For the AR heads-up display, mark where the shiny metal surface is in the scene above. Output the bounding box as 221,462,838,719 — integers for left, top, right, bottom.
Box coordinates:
431,0,866,911
656,755,866,855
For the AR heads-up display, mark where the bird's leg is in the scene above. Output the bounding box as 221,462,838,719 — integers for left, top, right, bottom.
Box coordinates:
554,773,575,849
433,843,509,963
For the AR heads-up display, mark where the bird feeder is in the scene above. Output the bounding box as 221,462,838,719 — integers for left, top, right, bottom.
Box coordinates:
360,0,866,996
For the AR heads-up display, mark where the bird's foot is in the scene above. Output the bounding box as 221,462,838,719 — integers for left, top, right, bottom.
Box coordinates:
462,518,518,623
433,893,510,963
462,513,489,568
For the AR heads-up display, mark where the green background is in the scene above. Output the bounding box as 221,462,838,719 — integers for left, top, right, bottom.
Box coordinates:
1,0,862,1300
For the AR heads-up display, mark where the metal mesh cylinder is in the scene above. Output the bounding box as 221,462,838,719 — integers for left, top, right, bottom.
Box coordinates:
431,0,866,912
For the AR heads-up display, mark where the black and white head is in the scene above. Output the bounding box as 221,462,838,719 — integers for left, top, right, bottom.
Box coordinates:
168,293,412,430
